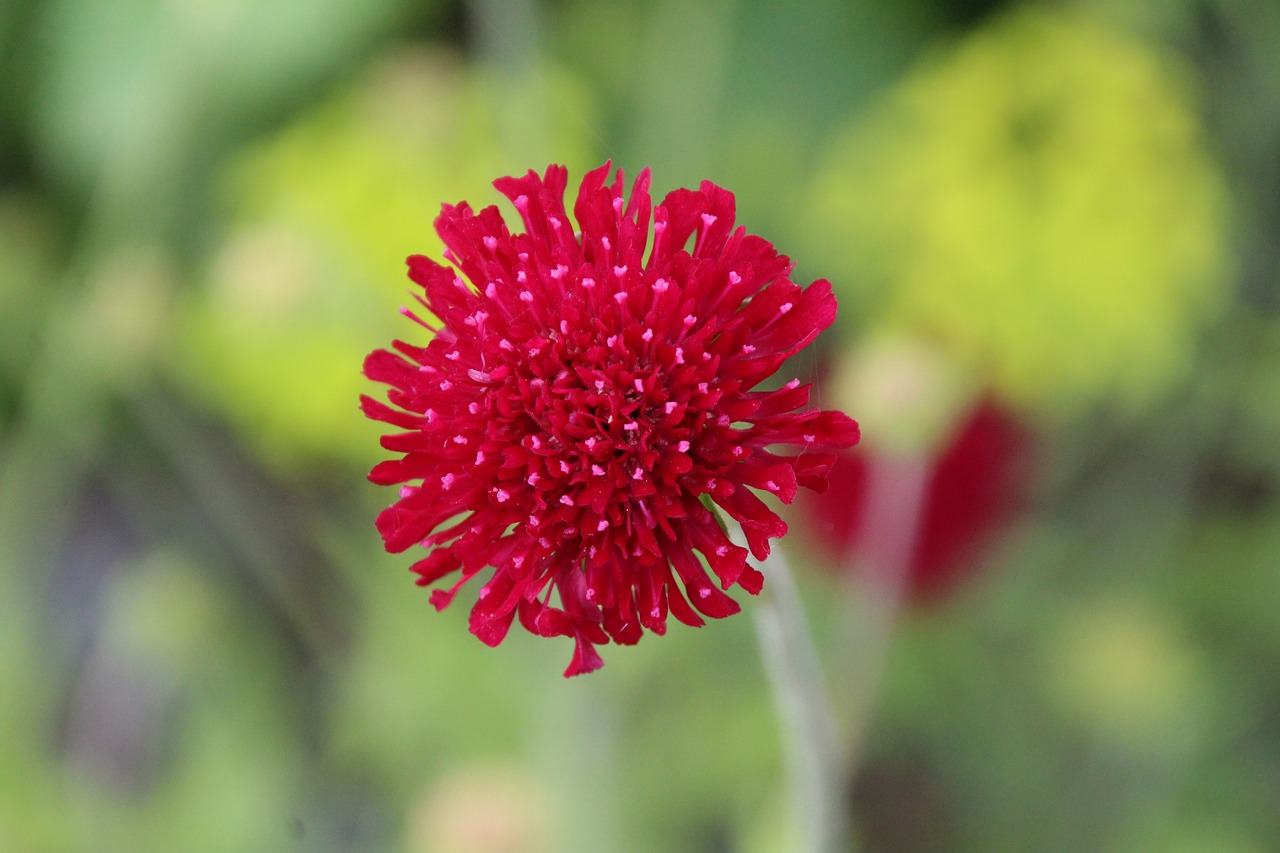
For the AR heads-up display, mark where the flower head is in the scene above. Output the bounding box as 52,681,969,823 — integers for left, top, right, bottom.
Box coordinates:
805,399,1027,601
363,163,859,675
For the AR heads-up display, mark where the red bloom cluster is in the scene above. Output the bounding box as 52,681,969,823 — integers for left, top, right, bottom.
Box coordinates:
806,400,1026,600
362,163,859,675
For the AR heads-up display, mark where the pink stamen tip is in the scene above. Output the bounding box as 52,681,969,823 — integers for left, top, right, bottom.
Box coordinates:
559,495,574,506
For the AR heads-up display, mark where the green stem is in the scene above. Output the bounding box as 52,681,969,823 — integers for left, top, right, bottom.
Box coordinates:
749,534,849,853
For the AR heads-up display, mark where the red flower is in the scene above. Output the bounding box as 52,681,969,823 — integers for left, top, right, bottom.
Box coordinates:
806,400,1026,600
362,163,859,676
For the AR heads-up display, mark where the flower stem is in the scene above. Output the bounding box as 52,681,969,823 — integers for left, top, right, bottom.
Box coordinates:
750,535,849,853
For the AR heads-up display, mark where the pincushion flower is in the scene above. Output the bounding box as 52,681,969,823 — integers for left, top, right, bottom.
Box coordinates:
362,163,859,676
804,399,1027,601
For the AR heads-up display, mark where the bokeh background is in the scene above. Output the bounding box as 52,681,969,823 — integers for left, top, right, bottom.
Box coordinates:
2,0,1279,850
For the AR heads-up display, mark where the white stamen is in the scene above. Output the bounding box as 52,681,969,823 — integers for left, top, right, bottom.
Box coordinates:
483,236,497,250
613,291,628,304
675,347,685,364
592,465,606,477
559,495,574,506
728,271,741,284
582,277,596,289
452,435,468,445
653,278,669,293
701,213,717,227
803,434,816,443
527,472,541,486
677,440,691,452
665,402,678,414
441,473,456,489
779,302,793,314
613,265,628,279
642,328,654,342
495,488,510,502
597,519,609,532
519,290,533,302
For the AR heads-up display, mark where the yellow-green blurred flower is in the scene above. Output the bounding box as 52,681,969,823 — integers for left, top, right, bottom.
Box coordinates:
171,48,597,472
807,7,1231,417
